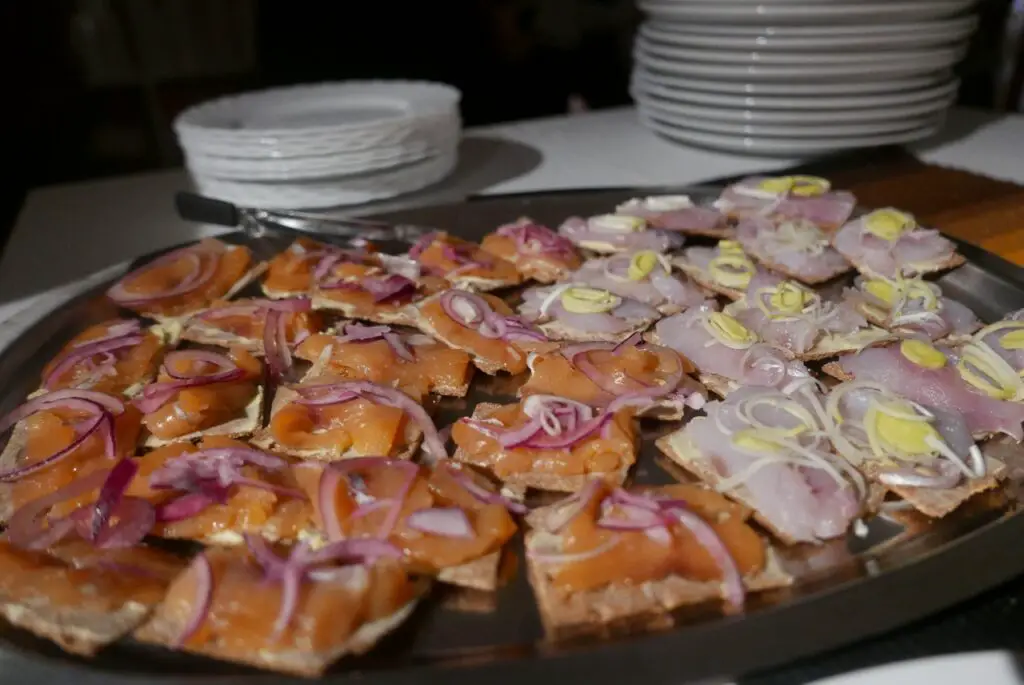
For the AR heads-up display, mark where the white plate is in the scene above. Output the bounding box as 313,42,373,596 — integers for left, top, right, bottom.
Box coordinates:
808,652,1020,685
638,104,943,136
634,44,965,80
638,0,977,24
174,81,460,158
635,34,971,64
191,148,458,209
630,73,960,109
182,125,460,181
633,87,956,124
639,110,943,155
639,15,977,51
632,66,953,95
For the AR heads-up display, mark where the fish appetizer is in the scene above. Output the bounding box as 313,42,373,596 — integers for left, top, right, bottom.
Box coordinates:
263,237,374,298
5,185,1023,676
40,318,166,397
843,275,980,341
658,386,863,544
558,214,684,254
735,216,852,285
821,381,1003,518
675,239,782,300
253,379,445,462
520,336,707,420
524,481,791,637
415,290,553,375
714,175,856,231
615,195,731,238
725,277,891,360
107,239,261,322
134,349,264,447
480,218,582,283
518,283,662,343
135,541,421,677
311,249,448,326
568,250,708,314
832,208,964,279
408,231,522,291
650,304,815,398
825,340,1024,440
294,322,475,399
310,458,520,590
451,394,641,495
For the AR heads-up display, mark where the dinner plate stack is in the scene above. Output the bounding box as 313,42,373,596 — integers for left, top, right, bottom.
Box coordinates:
631,0,979,156
174,81,462,209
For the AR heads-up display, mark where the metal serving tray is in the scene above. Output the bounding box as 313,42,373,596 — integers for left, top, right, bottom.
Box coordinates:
1,186,1023,685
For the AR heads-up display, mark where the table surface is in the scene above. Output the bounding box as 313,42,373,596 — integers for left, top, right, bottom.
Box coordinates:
3,104,1024,685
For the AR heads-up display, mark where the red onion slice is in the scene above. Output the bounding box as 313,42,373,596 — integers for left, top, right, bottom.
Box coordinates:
156,492,223,522
135,350,245,413
406,507,475,538
0,400,111,482
89,457,138,540
547,479,603,533
660,503,744,612
408,232,439,259
107,242,223,306
0,390,123,437
497,221,577,259
5,468,109,549
293,381,446,461
174,553,214,647
439,463,527,514
317,463,347,541
362,274,418,303
325,458,420,540
90,496,156,549
44,333,145,390
439,290,546,343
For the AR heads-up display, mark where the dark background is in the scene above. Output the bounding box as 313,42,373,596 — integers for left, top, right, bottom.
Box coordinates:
1,0,1021,239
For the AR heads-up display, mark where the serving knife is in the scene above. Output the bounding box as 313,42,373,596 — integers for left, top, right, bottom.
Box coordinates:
173,192,433,245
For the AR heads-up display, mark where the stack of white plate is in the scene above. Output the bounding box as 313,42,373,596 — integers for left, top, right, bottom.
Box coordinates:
174,81,462,209
631,0,979,156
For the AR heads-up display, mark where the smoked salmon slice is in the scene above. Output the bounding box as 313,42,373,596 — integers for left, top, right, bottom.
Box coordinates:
294,323,474,400
480,218,582,283
409,231,522,291
263,237,376,298
107,239,259,321
40,318,165,398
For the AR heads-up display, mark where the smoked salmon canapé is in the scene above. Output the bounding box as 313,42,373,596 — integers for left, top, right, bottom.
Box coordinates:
294,322,475,400
517,283,662,344
180,297,322,378
134,348,264,447
134,540,422,677
253,379,446,463
106,239,262,322
309,248,448,327
519,336,707,421
408,231,522,291
39,318,167,398
479,218,583,284
451,394,642,496
414,290,556,375
0,540,186,655
523,481,791,638
126,437,316,546
262,237,377,298
308,458,521,590
0,389,141,523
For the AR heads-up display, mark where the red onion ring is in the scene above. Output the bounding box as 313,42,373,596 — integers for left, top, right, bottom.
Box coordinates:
174,553,214,647
293,381,446,461
546,479,602,533
408,232,439,259
439,463,527,514
134,350,245,413
497,221,577,259
89,457,137,539
43,334,145,390
439,290,546,343
659,502,745,612
107,242,224,306
490,393,646,451
4,468,109,549
406,507,475,538
334,323,416,363
319,458,420,541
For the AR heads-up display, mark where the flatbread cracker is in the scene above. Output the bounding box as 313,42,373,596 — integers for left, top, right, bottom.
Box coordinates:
250,385,422,461
673,258,746,301
863,458,1006,519
535,317,651,344
311,294,418,327
146,258,268,328
436,550,503,592
845,251,966,282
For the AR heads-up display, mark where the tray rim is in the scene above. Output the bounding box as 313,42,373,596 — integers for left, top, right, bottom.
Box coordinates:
0,183,1022,685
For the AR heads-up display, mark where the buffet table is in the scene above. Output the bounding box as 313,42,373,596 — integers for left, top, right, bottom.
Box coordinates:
3,104,1024,685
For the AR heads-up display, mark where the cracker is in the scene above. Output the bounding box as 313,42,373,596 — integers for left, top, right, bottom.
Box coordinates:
143,386,264,448
179,321,260,352
145,258,268,328
0,593,151,656
448,274,519,292
796,328,895,362
743,251,852,286
846,252,966,282
135,593,418,677
673,259,745,301
524,526,790,639
250,386,422,461
436,550,503,591
866,457,1006,519
536,318,650,344
412,297,509,376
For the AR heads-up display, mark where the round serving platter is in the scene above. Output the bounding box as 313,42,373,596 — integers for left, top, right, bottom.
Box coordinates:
0,186,1023,685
